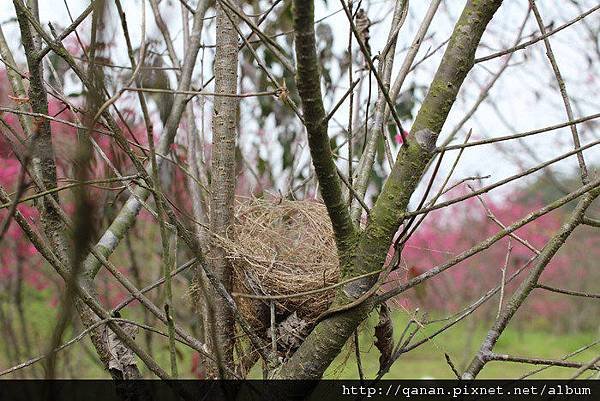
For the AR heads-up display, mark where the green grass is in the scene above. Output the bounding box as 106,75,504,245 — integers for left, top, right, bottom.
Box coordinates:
2,289,597,379
325,309,599,379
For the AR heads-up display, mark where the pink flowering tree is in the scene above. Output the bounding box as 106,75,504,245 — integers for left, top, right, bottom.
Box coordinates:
0,0,599,391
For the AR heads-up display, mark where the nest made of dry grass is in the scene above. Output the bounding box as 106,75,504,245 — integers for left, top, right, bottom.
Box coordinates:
223,198,340,337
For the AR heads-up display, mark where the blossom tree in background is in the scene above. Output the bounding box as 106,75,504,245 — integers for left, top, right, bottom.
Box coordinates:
0,0,598,394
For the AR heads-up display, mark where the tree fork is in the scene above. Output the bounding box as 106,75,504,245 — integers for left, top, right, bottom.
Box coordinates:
279,0,503,380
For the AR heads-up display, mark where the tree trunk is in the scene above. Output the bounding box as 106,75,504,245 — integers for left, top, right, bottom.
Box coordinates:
204,0,240,378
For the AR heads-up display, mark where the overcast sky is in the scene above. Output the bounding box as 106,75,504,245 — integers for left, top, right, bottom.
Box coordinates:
1,0,599,204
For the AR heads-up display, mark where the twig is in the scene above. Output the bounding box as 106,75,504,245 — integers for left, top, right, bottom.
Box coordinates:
529,0,589,184
571,354,600,379
487,353,600,371
324,79,361,123
518,339,600,379
475,4,600,63
232,269,382,300
338,0,407,145
437,112,600,152
124,87,281,98
535,284,600,299
0,176,140,210
378,176,600,303
406,135,600,219
463,189,600,378
497,240,512,319
354,330,364,382
582,216,600,228
445,353,461,379
471,189,540,255
336,167,370,216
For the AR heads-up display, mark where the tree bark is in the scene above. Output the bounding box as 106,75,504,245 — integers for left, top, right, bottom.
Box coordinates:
12,0,150,386
463,188,600,378
205,0,240,378
292,0,357,264
80,0,210,280
279,0,503,380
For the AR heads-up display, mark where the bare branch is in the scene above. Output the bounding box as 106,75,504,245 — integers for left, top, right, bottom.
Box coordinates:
463,189,600,378
486,353,600,371
278,0,503,381
529,0,589,184
292,0,357,259
536,284,600,299
476,4,600,63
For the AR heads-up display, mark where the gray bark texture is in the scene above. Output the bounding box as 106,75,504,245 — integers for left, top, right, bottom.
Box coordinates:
278,0,503,381
204,0,240,378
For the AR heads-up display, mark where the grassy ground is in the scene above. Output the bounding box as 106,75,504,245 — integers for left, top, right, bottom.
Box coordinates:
1,287,598,379
325,309,599,379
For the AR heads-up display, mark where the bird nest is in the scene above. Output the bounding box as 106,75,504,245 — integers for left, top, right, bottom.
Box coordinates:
222,198,340,342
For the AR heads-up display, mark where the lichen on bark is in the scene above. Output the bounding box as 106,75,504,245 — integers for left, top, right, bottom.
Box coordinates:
279,0,504,381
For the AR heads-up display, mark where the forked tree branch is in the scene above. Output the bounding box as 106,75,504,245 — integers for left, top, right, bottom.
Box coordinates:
277,0,503,381
463,188,600,378
529,0,588,184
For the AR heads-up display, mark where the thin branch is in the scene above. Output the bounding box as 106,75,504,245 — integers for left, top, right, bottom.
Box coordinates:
338,0,407,145
475,4,600,63
124,86,281,98
582,216,600,228
36,2,94,60
293,0,357,259
497,240,512,319
350,0,409,221
387,0,441,118
472,190,540,255
437,112,600,152
519,340,600,379
0,185,171,379
570,354,600,379
378,176,600,303
463,189,600,378
486,353,600,371
529,0,589,184
219,0,295,74
0,176,140,210
81,0,211,279
277,0,504,382
336,167,370,216
536,284,600,299
354,330,364,382
112,258,197,312
407,135,600,219
380,254,537,361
